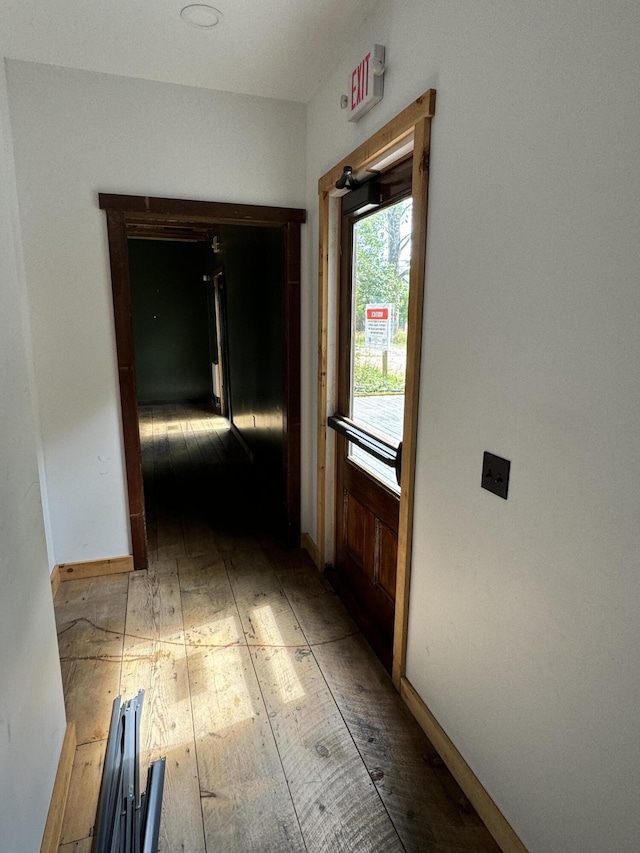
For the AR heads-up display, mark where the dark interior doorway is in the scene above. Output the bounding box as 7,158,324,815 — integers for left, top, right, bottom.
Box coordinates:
100,194,305,568
128,227,289,545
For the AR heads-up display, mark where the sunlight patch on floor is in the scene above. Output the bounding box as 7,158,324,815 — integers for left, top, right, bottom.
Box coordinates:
139,410,230,441
251,604,306,704
204,645,256,729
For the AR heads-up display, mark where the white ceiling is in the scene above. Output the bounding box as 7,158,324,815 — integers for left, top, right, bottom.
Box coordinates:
0,0,380,103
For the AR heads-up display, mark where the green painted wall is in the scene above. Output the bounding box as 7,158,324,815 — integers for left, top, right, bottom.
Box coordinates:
129,239,211,404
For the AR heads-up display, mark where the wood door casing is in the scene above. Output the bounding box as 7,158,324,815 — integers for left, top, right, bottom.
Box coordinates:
212,271,230,418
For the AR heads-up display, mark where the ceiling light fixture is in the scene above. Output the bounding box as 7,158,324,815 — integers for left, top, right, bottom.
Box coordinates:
180,4,222,28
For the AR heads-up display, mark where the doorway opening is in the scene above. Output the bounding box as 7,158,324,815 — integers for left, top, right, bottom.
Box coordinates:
100,194,305,569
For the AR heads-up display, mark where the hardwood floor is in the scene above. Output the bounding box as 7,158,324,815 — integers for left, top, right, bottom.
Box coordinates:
55,404,500,852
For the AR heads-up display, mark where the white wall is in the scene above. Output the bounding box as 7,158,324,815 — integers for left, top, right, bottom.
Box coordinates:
0,59,67,853
6,6,640,846
6,60,307,566
305,2,640,851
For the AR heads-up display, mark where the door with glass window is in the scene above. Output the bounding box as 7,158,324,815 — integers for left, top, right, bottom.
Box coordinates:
329,159,413,670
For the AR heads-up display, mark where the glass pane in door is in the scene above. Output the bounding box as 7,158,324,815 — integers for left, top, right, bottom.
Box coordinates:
349,197,412,491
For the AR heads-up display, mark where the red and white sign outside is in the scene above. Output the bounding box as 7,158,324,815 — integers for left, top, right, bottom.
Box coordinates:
366,307,389,321
365,303,393,350
348,45,385,122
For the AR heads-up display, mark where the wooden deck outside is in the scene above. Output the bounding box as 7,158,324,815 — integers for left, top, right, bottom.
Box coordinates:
54,404,500,853
351,394,404,488
353,393,405,445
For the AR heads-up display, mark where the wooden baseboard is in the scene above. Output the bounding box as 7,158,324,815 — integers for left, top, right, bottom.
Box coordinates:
50,565,61,600
56,555,134,582
400,677,528,853
40,722,76,853
301,532,322,570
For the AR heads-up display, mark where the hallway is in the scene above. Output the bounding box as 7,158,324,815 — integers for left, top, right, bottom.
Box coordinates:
54,405,499,852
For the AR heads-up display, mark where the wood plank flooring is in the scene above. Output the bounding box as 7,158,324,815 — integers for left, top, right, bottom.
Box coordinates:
55,403,500,852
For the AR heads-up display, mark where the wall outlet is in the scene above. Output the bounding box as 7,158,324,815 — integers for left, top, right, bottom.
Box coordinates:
481,452,510,500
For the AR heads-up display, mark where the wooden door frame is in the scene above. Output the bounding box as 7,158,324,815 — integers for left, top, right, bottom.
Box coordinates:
210,269,229,418
316,90,436,688
99,193,306,569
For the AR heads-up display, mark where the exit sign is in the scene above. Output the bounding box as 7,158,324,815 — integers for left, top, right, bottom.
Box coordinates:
349,45,385,122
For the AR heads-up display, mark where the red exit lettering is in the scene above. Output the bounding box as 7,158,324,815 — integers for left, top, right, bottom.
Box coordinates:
366,307,389,320
351,52,371,111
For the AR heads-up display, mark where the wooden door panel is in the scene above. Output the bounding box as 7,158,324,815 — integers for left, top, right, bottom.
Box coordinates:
343,489,372,573
335,441,399,671
374,519,397,602
344,459,399,531
337,536,396,670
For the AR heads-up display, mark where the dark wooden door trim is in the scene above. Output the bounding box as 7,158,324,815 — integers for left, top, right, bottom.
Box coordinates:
100,194,306,568
99,193,306,225
104,209,148,566
211,270,229,418
283,221,302,545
